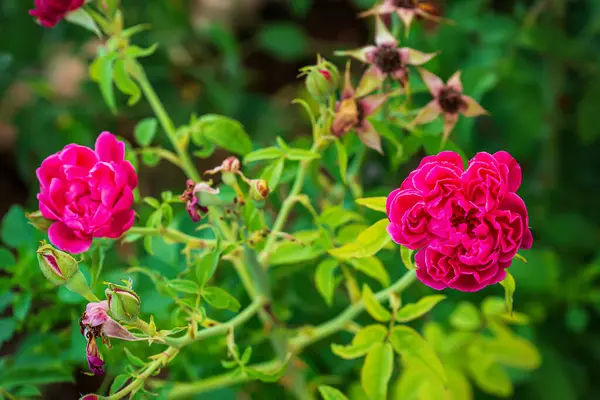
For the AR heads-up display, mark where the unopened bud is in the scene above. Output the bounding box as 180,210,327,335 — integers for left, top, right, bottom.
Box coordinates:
105,283,141,322
250,179,270,201
37,242,79,286
222,156,241,173
304,58,340,102
26,210,53,232
79,395,99,400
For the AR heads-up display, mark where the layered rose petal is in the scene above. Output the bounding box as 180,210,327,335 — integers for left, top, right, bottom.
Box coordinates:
29,0,85,28
387,150,532,292
36,132,138,253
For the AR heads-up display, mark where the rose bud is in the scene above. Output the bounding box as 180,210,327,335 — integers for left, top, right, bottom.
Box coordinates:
301,56,340,102
26,210,53,233
105,283,141,322
37,241,79,286
79,395,100,400
250,179,270,201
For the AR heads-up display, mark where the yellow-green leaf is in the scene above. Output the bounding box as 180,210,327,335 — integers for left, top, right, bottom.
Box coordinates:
499,272,515,315
361,342,394,400
477,334,541,370
329,219,391,259
348,257,390,287
331,324,387,360
389,326,446,384
362,285,391,322
449,302,482,331
400,246,416,270
315,259,339,306
468,356,512,397
319,385,350,400
396,295,446,322
356,197,387,213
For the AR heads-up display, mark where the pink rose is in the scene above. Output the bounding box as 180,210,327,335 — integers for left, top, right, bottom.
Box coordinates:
386,150,532,292
29,0,85,28
37,132,138,254
461,151,522,212
401,151,464,218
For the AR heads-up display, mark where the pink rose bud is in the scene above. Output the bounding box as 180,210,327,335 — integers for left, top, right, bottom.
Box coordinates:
29,0,85,28
302,57,340,103
36,132,138,254
105,282,141,322
37,241,79,286
79,395,100,400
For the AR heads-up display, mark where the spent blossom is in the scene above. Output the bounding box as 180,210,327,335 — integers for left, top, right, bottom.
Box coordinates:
36,132,138,254
412,68,488,144
386,151,532,292
331,62,392,154
180,180,220,222
30,0,84,28
79,301,139,375
335,17,437,86
359,0,445,33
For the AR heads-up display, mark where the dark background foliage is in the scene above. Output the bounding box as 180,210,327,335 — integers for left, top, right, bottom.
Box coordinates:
1,0,600,399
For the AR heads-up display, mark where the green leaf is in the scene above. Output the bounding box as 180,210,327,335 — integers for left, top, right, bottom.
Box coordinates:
245,354,291,382
91,52,117,113
319,385,350,400
331,324,387,360
14,385,42,397
329,219,391,259
362,284,391,322
348,257,390,287
0,317,16,347
126,44,158,59
261,158,285,190
477,329,540,370
64,8,102,37
361,342,394,400
167,279,199,294
257,23,308,61
203,287,241,312
244,147,283,163
315,258,339,306
1,205,33,248
499,272,515,315
134,118,158,147
290,0,313,17
389,326,446,384
355,197,387,213
0,248,16,269
195,251,221,289
468,357,512,397
449,302,482,331
287,148,321,161
113,58,141,105
142,150,160,167
124,348,146,367
319,206,363,230
241,347,253,364
197,114,252,155
143,197,161,209
270,242,326,266
110,374,130,394
13,292,32,322
400,246,415,270
577,73,600,143
335,139,348,183
395,295,446,323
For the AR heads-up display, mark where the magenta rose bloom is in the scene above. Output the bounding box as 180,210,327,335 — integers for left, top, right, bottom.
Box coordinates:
386,150,532,292
37,132,138,254
29,0,85,28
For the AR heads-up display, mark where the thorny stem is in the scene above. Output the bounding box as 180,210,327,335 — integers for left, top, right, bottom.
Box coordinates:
135,67,201,182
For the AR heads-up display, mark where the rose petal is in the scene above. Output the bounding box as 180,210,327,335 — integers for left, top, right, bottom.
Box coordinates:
48,221,93,254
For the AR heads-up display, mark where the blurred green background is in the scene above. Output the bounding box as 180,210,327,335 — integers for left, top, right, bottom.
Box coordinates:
2,0,600,399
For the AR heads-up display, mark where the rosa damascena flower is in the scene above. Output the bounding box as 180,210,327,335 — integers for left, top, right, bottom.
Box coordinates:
36,132,138,254
386,150,532,292
29,0,85,28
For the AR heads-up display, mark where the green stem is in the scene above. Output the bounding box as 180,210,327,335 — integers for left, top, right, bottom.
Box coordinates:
290,270,417,351
135,67,200,182
159,360,280,399
259,141,324,265
105,346,180,400
165,296,265,348
127,227,216,248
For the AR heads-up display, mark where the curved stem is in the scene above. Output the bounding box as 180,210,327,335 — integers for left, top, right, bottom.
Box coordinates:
290,270,417,351
135,67,200,182
127,226,216,248
165,296,265,348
